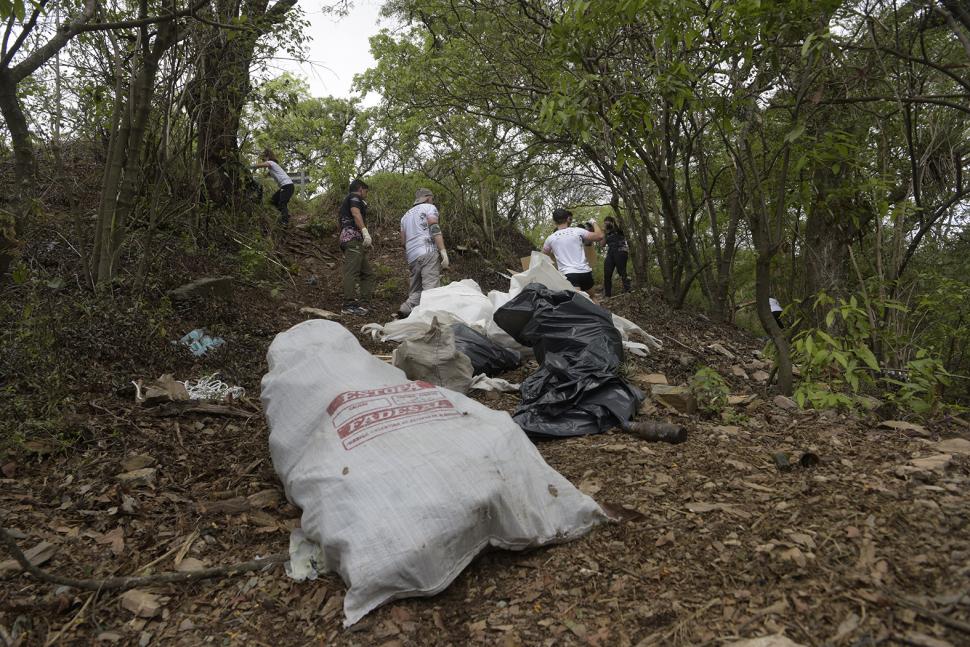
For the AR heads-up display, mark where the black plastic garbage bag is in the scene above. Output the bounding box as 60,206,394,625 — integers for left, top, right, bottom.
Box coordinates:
493,283,643,439
451,323,521,377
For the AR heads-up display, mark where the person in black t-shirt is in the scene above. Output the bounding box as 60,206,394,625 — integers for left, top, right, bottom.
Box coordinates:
602,216,631,297
338,179,375,315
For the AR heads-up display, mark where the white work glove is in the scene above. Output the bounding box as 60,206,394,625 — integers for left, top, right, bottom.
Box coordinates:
361,227,372,248
587,219,597,228
439,249,450,270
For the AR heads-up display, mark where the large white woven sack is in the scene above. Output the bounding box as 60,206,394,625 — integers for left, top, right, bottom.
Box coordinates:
261,320,606,626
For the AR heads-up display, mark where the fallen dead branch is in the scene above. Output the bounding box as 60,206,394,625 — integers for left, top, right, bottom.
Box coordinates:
143,400,256,418
1,527,286,592
891,593,970,636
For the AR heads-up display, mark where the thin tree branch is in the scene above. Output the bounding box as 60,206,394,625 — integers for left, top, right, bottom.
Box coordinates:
0,0,52,69
72,0,208,33
1,527,287,591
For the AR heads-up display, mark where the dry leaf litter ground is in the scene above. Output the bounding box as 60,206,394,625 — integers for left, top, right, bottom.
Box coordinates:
1,213,969,647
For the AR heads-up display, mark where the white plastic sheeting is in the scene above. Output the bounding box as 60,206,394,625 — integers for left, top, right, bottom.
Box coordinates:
363,251,661,356
262,320,605,626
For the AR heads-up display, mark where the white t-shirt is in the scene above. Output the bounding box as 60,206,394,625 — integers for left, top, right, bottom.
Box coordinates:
769,297,782,313
266,160,293,187
542,227,591,275
401,203,440,264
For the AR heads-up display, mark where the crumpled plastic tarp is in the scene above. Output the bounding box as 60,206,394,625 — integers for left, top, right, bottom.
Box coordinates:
362,252,661,357
494,284,644,439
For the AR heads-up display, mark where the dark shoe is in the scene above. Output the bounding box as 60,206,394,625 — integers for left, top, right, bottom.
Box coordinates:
341,303,369,316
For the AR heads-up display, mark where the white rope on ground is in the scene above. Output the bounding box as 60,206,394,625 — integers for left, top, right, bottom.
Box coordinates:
179,373,245,401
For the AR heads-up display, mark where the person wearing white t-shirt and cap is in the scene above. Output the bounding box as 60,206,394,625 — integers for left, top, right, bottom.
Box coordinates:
397,188,450,318
769,296,785,328
542,208,604,291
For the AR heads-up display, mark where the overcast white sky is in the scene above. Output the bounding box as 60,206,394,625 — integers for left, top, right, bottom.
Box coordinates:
268,0,387,100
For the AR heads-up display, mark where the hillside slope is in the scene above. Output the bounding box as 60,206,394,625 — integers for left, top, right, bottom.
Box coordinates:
1,216,968,647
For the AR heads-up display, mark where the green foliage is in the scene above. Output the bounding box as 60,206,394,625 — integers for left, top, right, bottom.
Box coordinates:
306,213,338,239
883,352,951,415
689,366,729,417
234,233,277,281
791,293,952,415
243,74,376,195
0,0,29,22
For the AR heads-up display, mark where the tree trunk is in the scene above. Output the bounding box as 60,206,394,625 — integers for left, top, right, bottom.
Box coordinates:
192,0,297,207
755,253,793,394
92,21,178,283
0,69,35,241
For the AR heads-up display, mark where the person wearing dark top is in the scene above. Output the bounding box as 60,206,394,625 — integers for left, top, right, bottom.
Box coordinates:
602,216,631,297
338,179,375,316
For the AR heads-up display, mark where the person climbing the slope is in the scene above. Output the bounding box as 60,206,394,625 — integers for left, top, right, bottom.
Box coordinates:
602,216,631,297
339,178,375,316
541,208,603,291
397,188,450,318
253,149,294,227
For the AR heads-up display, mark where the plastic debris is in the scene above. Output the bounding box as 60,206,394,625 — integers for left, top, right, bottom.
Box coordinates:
179,373,245,401
363,253,661,357
469,375,521,393
178,329,225,357
494,284,643,439
451,323,520,376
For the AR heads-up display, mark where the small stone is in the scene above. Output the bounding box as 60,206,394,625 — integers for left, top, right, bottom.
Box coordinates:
878,420,930,438
122,454,156,472
933,438,970,455
910,454,952,473
120,589,162,618
638,373,669,385
96,632,123,643
175,557,206,572
709,343,735,359
167,276,233,302
752,370,770,382
773,395,798,411
179,619,195,632
651,384,697,414
116,468,157,487
731,366,747,378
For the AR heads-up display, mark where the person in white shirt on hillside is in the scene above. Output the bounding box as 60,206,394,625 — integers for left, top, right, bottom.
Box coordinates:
542,208,604,291
397,188,450,318
253,148,294,227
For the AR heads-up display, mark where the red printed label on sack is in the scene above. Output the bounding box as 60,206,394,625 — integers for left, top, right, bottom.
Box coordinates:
328,381,461,450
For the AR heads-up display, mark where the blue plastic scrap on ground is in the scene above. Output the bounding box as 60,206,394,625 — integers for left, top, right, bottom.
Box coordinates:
178,329,226,357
